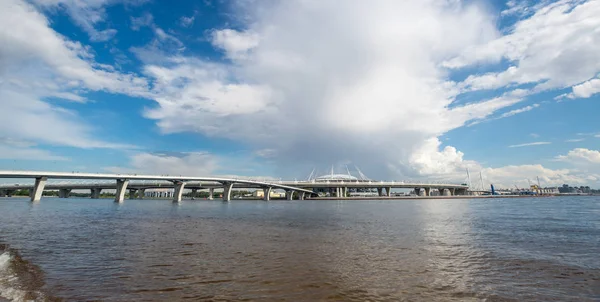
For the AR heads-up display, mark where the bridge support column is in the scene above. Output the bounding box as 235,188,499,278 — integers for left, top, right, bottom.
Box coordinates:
377,188,383,197
208,188,214,200
115,179,129,203
59,189,71,198
286,190,294,200
30,177,47,202
299,192,305,200
129,189,137,199
91,188,102,199
442,188,452,196
424,188,431,197
190,189,198,200
173,181,186,202
222,183,234,201
138,189,145,199
263,187,272,201
386,187,392,197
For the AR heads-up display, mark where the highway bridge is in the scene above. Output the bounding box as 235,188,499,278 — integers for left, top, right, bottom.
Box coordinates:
0,171,317,202
0,171,469,202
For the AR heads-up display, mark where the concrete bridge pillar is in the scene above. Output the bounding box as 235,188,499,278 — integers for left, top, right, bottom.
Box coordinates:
208,188,214,200
377,188,383,197
263,187,272,201
30,177,47,202
138,189,145,199
286,190,294,200
455,188,467,196
442,188,452,196
173,181,186,202
115,179,129,203
222,183,234,201
190,188,198,200
418,188,426,197
59,189,71,198
386,187,392,197
91,188,102,199
129,189,137,199
299,192,305,200
424,188,431,197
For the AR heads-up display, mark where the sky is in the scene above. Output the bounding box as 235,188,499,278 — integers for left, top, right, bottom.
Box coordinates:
1,0,600,188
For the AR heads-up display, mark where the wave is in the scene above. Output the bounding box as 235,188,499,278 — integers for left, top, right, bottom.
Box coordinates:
0,244,58,302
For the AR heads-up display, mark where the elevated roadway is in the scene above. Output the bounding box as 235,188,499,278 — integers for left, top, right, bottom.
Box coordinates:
0,171,316,202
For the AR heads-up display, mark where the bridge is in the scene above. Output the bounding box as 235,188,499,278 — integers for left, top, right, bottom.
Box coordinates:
0,171,317,202
0,171,470,202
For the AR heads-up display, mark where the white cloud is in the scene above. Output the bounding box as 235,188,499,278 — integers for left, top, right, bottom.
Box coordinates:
446,0,600,95
501,0,534,17
179,11,197,28
211,29,260,60
0,144,68,161
568,76,600,99
565,138,585,142
499,104,540,118
508,142,551,148
104,152,219,176
556,148,600,164
530,133,540,138
131,13,153,31
0,0,147,149
468,103,540,126
0,136,68,160
32,0,114,41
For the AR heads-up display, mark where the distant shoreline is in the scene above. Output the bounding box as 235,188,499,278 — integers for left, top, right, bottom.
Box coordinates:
2,194,597,201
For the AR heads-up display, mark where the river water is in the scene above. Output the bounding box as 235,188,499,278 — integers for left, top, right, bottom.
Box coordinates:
0,196,599,301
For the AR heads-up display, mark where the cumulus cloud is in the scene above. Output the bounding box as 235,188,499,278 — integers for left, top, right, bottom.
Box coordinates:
141,0,521,179
567,76,600,99
556,148,600,165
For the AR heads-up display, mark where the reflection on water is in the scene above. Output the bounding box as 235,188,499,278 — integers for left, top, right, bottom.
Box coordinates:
0,197,599,301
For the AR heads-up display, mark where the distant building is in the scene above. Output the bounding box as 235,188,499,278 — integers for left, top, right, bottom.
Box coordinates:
252,190,285,198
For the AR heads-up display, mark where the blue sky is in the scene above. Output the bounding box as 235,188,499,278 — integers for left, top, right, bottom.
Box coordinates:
1,0,600,187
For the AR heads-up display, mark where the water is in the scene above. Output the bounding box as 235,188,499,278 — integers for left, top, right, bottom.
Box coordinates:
0,196,599,301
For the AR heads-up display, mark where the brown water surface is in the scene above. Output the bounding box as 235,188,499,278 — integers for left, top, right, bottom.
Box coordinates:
1,197,599,301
